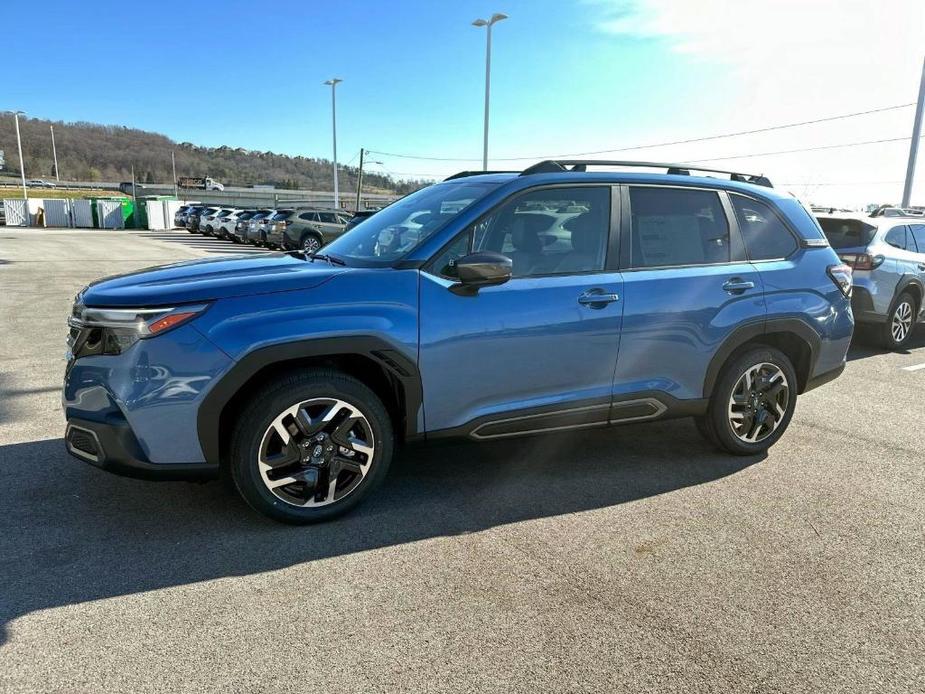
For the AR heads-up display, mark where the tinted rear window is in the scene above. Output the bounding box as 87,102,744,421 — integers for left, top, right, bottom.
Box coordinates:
817,218,876,249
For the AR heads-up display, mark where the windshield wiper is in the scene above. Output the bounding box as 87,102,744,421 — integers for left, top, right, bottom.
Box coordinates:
309,253,347,266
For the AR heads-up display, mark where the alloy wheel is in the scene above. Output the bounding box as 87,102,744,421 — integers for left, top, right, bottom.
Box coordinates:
727,362,790,444
257,397,375,508
891,301,913,344
303,236,322,254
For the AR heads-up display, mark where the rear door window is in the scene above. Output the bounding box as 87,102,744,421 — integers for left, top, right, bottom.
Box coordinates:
731,195,797,260
628,187,730,268
319,212,338,223
909,224,925,253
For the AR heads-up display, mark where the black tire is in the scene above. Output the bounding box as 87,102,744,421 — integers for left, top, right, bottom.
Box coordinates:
878,290,917,350
693,414,720,448
230,368,394,524
301,233,323,254
705,346,798,456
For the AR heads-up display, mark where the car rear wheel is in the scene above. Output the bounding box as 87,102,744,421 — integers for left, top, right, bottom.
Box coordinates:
879,291,917,350
301,234,323,254
230,369,394,524
699,346,797,456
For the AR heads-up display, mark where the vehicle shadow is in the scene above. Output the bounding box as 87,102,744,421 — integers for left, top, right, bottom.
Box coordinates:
0,420,762,646
136,231,269,256
846,323,925,361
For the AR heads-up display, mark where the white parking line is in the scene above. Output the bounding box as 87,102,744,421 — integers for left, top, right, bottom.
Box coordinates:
901,363,925,372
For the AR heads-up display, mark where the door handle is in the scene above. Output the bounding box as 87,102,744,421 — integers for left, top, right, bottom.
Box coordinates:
578,289,620,308
917,263,925,271
722,278,755,294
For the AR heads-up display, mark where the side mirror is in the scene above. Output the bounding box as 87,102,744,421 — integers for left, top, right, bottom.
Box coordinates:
452,251,512,293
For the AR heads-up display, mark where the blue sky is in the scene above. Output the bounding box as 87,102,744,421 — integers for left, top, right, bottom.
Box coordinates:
5,0,925,205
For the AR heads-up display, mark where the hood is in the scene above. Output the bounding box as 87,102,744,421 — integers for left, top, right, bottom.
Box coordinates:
81,253,348,307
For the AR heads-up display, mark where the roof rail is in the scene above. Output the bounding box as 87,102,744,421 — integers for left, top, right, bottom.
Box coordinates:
520,160,773,188
443,170,519,181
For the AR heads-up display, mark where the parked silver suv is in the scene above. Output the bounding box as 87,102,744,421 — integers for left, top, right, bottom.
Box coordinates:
818,214,925,349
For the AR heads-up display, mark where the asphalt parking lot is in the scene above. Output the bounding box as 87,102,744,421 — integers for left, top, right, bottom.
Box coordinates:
1,229,923,693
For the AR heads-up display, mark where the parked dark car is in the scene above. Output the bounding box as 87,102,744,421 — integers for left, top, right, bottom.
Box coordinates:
244,210,276,245
227,210,260,242
343,208,378,233
186,206,220,234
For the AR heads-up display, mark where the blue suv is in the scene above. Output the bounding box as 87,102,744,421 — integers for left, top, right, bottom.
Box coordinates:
64,160,854,523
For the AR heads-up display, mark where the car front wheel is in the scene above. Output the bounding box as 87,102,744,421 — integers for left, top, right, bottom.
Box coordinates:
230,369,394,524
698,346,797,456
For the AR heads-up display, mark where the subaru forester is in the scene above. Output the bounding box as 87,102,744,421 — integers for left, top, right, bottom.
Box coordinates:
64,161,854,523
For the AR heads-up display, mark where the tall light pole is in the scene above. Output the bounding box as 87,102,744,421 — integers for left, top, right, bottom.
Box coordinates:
50,125,60,182
12,111,27,199
324,78,343,208
472,13,507,171
901,55,925,208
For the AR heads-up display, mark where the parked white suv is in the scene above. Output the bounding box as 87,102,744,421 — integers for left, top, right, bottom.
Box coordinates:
215,209,246,240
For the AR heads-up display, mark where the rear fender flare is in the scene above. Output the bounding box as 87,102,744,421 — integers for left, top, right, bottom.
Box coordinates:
702,318,821,398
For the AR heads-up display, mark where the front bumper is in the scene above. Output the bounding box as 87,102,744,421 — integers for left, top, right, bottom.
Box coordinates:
63,322,233,477
65,414,217,480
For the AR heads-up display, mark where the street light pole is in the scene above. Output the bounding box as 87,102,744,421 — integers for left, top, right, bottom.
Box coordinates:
50,125,60,182
324,78,343,209
901,55,925,208
13,111,26,199
472,13,507,171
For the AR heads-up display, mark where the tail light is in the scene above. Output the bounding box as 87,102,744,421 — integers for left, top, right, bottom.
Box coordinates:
827,263,853,298
838,253,883,271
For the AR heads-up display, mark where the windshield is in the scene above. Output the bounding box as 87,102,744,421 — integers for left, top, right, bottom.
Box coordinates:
322,181,501,263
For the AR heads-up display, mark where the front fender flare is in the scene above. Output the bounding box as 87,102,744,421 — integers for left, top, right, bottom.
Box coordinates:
196,336,422,465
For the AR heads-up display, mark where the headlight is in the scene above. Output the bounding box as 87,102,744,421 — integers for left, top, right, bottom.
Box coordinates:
67,304,210,356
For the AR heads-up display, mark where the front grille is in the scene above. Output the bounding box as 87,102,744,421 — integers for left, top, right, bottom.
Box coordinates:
66,426,101,462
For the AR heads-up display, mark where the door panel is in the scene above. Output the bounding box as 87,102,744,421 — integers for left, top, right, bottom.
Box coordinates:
419,272,624,432
614,185,764,400
614,264,764,400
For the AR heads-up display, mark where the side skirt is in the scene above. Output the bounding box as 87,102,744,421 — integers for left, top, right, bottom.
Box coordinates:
427,393,709,441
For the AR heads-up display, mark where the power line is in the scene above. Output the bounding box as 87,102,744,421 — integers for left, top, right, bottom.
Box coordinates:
779,180,904,187
684,134,923,164
367,102,915,163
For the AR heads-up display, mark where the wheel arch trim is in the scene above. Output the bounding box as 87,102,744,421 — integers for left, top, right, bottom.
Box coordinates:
702,318,821,398
197,336,422,465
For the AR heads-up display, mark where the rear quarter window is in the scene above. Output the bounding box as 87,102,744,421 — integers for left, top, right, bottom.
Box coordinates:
731,195,798,260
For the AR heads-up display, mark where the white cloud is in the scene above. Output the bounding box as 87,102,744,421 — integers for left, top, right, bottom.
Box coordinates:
585,0,925,206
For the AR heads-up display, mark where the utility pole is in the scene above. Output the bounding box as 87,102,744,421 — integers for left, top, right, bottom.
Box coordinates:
354,147,365,212
131,163,139,228
901,55,925,208
13,111,26,199
171,150,178,198
50,125,60,182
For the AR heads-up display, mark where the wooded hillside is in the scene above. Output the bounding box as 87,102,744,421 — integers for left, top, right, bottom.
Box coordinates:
0,114,429,194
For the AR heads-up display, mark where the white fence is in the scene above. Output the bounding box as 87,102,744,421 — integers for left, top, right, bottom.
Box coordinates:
3,199,28,226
